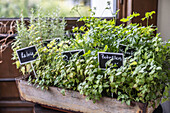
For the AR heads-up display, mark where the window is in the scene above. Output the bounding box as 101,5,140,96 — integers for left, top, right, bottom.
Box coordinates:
91,0,117,17
0,0,118,17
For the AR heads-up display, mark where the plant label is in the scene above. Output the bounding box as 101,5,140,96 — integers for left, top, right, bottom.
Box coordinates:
119,44,135,57
43,38,61,48
98,52,124,69
62,49,85,62
16,45,39,65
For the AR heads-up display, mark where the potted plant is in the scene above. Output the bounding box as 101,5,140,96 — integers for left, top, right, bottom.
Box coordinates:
13,8,170,113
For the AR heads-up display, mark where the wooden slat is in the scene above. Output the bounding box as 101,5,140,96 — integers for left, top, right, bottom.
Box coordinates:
0,44,21,78
0,100,34,113
0,81,20,100
34,104,65,113
0,100,34,107
0,108,33,113
0,17,120,35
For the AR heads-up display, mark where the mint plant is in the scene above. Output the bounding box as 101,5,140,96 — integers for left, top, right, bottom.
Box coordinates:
70,11,170,106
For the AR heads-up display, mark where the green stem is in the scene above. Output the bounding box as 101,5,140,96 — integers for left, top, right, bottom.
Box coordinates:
147,18,149,26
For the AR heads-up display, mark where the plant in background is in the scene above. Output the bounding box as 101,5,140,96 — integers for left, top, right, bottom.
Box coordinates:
0,0,37,17
0,0,90,18
11,7,66,76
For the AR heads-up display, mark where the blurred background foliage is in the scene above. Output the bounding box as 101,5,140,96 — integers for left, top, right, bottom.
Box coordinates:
0,0,91,17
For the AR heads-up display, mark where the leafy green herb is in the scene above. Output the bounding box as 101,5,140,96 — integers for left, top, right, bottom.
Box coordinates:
12,8,170,108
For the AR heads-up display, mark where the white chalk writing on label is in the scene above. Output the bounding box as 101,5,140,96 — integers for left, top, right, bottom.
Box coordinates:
101,54,122,61
21,51,34,58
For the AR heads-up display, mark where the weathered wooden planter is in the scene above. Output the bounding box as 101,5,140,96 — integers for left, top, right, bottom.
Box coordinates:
16,77,155,113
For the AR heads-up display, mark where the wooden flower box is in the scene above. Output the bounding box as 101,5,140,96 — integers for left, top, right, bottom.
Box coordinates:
16,78,155,113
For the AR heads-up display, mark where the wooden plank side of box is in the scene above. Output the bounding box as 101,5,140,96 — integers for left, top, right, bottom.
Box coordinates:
16,79,153,113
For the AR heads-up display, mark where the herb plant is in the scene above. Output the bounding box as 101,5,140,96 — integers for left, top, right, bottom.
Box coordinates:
12,9,170,108
70,11,170,106
12,7,66,76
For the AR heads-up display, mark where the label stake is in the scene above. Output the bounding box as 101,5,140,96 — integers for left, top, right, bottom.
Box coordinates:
31,62,37,77
111,87,113,98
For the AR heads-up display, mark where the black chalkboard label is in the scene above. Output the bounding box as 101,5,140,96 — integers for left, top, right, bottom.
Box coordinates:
43,38,61,48
98,52,124,69
16,45,39,64
119,44,135,57
62,49,85,62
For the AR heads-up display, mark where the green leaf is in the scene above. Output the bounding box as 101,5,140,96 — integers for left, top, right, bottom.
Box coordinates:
126,100,131,106
155,47,159,52
156,67,162,70
133,66,141,75
110,82,115,87
36,60,40,66
80,69,83,76
161,98,169,103
133,84,137,88
16,61,20,69
26,64,31,72
121,77,125,82
116,72,122,76
77,65,81,72
99,85,103,93
104,45,108,51
54,79,58,85
61,89,65,96
21,66,25,75
149,69,155,75
41,86,44,90
110,75,114,83
86,97,90,101
130,61,137,66
141,17,146,21
103,84,109,88
120,18,129,22
122,73,127,77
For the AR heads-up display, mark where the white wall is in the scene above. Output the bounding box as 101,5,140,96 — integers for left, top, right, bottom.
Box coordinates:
157,0,170,41
158,2,170,113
